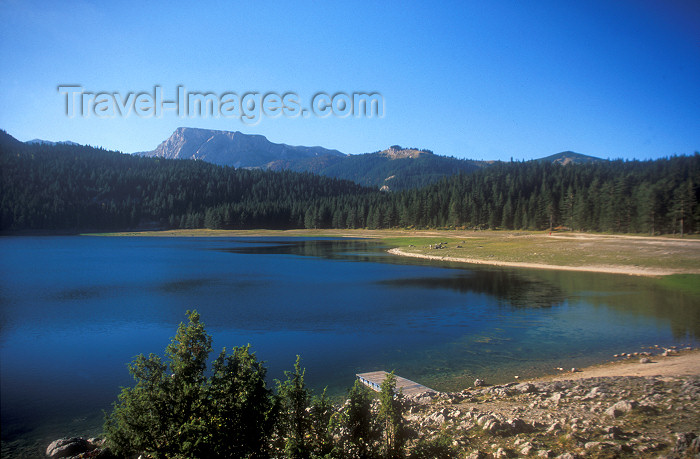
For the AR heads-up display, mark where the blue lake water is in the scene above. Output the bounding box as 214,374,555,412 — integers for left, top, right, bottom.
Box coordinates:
1,236,699,457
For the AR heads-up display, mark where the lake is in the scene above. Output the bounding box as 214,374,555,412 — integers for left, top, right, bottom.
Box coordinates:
1,236,699,457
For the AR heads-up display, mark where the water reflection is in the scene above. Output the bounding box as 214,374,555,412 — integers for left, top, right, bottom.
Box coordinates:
522,270,700,340
215,238,382,262
218,238,700,338
52,286,105,301
377,270,566,309
157,278,218,293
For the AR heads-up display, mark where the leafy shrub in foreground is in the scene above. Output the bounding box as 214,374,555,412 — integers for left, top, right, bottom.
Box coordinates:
104,310,411,458
104,310,275,458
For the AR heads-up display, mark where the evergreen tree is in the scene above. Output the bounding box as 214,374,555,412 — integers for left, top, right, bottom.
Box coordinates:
2,136,698,235
206,345,275,458
378,372,407,459
276,355,312,458
331,380,380,458
104,311,275,458
309,388,335,457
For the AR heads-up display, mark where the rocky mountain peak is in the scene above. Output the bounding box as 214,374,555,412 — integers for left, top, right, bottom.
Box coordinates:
380,145,433,160
139,127,344,168
539,151,604,165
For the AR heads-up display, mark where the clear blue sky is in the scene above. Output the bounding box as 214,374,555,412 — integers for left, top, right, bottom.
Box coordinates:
1,0,698,161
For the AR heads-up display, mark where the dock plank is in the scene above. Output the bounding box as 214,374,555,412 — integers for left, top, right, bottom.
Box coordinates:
356,371,435,396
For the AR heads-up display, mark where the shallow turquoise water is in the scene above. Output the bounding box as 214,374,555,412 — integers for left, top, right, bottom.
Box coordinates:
1,236,698,457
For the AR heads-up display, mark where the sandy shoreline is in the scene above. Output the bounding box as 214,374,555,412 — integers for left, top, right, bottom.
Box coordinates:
387,247,680,277
531,349,700,383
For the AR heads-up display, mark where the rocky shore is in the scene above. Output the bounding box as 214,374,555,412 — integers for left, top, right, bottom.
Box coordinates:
46,351,700,459
405,374,699,458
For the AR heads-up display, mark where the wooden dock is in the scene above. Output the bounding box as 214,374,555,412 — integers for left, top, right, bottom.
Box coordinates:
356,371,435,397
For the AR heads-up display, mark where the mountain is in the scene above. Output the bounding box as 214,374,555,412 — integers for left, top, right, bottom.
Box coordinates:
26,139,80,146
139,128,486,191
3,127,696,235
538,151,604,165
249,144,486,190
1,129,26,150
138,127,344,168
0,130,374,232
13,128,607,193
301,145,486,190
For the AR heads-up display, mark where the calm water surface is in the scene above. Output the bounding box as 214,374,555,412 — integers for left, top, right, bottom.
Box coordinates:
1,236,699,457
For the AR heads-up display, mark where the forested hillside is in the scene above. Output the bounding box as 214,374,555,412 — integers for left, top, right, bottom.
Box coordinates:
315,147,484,190
395,157,700,234
267,146,485,190
138,128,484,191
1,130,698,234
0,131,375,231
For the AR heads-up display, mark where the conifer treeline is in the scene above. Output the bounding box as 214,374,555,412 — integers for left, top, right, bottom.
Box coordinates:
0,141,373,231
1,135,698,235
393,156,699,235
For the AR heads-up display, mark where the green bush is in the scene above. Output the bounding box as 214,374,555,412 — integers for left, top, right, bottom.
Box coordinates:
104,310,275,458
104,311,420,458
275,355,312,458
378,372,408,458
329,380,381,458
408,435,459,459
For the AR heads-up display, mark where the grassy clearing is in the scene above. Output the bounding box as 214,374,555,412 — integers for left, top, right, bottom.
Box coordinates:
382,231,700,275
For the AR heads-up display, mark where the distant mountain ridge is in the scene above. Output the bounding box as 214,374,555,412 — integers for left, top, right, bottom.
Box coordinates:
8,128,607,192
26,139,80,146
2,128,695,237
538,151,604,165
308,145,486,190
379,145,432,159
138,128,488,190
138,127,344,168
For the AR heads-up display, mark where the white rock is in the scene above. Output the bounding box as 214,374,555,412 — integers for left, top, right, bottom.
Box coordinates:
605,400,638,418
